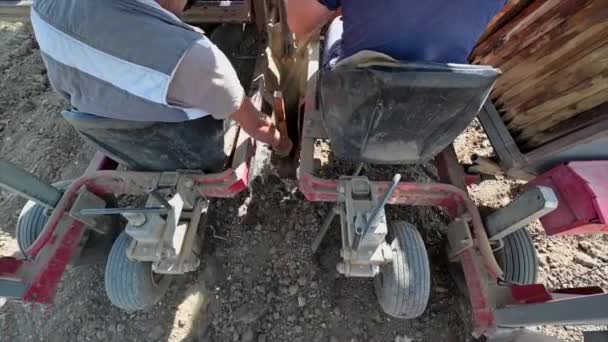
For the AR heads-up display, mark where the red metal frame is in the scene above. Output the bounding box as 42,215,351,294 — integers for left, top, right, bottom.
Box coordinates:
528,161,608,236
297,63,506,335
298,161,502,335
0,136,254,304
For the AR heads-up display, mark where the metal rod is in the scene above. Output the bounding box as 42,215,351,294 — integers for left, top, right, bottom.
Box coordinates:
0,160,63,209
486,186,558,241
353,174,401,251
365,174,401,229
79,207,169,216
311,205,340,253
311,163,364,253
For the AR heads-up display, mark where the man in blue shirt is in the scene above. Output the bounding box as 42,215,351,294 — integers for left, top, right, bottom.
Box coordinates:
285,0,506,65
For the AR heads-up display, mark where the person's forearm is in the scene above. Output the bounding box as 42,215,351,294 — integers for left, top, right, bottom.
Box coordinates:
284,0,333,37
230,97,281,147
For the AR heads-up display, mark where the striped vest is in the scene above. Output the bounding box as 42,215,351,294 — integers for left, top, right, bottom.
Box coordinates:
31,0,209,122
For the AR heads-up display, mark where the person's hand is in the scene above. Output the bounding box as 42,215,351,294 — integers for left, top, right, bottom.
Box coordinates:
231,98,293,153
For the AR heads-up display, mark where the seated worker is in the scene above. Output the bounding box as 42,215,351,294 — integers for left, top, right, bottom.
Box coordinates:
285,0,506,67
31,0,291,167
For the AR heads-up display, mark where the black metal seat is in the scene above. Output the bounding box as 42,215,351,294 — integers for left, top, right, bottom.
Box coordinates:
62,110,229,172
320,62,500,164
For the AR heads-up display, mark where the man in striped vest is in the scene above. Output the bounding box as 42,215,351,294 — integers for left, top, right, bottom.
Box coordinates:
31,0,291,166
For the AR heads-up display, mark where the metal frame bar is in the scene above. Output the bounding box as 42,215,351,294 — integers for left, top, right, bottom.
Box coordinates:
478,102,608,179
495,293,608,328
0,160,63,209
485,186,558,241
477,102,529,177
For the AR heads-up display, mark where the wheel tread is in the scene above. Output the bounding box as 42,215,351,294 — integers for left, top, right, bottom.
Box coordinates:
105,232,172,311
375,221,430,319
496,228,538,285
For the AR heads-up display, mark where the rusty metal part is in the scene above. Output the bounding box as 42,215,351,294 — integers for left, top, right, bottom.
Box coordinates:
273,91,293,156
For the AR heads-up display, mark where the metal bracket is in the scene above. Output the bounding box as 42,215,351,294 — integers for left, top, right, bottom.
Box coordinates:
447,217,474,261
69,188,113,234
337,176,396,278
486,186,558,241
0,160,63,209
153,199,208,274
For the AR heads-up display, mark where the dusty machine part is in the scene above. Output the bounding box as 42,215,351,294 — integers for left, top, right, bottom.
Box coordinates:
485,186,558,242
335,176,397,278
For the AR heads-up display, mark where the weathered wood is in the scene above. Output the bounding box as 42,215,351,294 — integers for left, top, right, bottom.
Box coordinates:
477,102,528,171
491,1,606,99
523,110,608,166
472,0,590,66
474,0,534,47
499,42,608,117
470,0,608,151
506,71,608,133
523,102,608,149
494,3,608,111
513,87,608,141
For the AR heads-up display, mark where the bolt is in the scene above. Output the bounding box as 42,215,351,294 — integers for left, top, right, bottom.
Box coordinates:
123,212,146,227
336,262,347,275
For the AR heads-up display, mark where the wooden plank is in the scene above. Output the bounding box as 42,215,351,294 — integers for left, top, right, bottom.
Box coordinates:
504,68,608,129
471,0,589,66
498,41,608,116
513,88,608,142
474,0,534,48
477,102,527,170
523,110,608,167
523,102,608,149
495,9,608,110
492,0,607,104
507,76,608,131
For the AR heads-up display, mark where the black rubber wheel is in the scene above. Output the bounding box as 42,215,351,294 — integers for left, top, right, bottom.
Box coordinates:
374,221,431,319
105,232,172,311
16,180,72,255
495,228,539,285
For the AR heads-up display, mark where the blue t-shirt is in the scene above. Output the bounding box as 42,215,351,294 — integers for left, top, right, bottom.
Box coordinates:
318,0,506,63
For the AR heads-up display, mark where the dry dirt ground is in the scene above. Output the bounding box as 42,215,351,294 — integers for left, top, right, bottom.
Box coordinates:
1,22,607,342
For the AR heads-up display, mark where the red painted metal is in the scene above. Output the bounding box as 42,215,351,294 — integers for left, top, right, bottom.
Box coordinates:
511,284,553,304
24,221,86,303
465,174,482,186
85,152,119,173
0,257,23,276
528,161,608,236
0,143,253,304
298,154,503,335
460,249,495,336
552,287,604,296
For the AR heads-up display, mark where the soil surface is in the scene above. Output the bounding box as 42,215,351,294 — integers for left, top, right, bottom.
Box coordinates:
1,22,607,342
